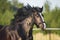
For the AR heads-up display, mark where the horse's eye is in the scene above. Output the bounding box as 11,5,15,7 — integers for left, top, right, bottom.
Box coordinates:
36,15,39,17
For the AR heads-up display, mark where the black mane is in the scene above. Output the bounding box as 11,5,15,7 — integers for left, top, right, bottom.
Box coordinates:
14,5,32,22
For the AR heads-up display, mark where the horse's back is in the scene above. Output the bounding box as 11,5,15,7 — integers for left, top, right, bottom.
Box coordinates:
0,25,7,40
0,25,3,30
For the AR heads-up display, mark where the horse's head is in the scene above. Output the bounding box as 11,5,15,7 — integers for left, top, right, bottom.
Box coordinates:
32,7,46,30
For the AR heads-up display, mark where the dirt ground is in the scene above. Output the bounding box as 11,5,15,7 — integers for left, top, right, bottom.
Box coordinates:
33,32,60,40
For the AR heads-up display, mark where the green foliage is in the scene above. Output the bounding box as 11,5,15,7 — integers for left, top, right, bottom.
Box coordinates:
0,0,11,13
33,30,40,34
0,0,13,25
44,1,50,12
44,7,60,28
43,1,60,35
0,0,23,25
17,3,23,8
43,1,60,28
0,10,14,25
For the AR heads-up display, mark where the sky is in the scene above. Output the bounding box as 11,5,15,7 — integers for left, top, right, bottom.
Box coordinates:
48,0,60,9
18,0,46,7
18,0,60,9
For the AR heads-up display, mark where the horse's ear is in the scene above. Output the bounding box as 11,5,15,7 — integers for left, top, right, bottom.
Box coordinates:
39,7,43,12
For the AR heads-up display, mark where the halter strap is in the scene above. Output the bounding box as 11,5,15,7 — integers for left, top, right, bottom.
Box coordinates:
38,22,45,25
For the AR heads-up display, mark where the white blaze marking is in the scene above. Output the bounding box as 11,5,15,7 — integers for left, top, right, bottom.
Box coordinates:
39,13,46,29
43,23,46,29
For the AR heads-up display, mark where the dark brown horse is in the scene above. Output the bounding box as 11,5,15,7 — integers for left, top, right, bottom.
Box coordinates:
0,5,46,40
13,5,46,40
28,7,46,40
0,6,32,40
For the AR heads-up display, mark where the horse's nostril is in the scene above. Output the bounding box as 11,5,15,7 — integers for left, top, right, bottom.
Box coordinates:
29,23,31,25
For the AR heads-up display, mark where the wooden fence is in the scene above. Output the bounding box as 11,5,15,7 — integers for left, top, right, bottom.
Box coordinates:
33,28,60,40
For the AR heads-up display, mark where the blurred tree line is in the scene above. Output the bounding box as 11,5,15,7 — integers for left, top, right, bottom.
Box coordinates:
43,1,60,28
0,0,23,25
43,1,60,34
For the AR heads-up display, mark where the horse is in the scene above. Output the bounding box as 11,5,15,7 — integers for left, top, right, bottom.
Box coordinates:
13,5,45,40
26,6,46,40
0,6,33,40
0,5,46,40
